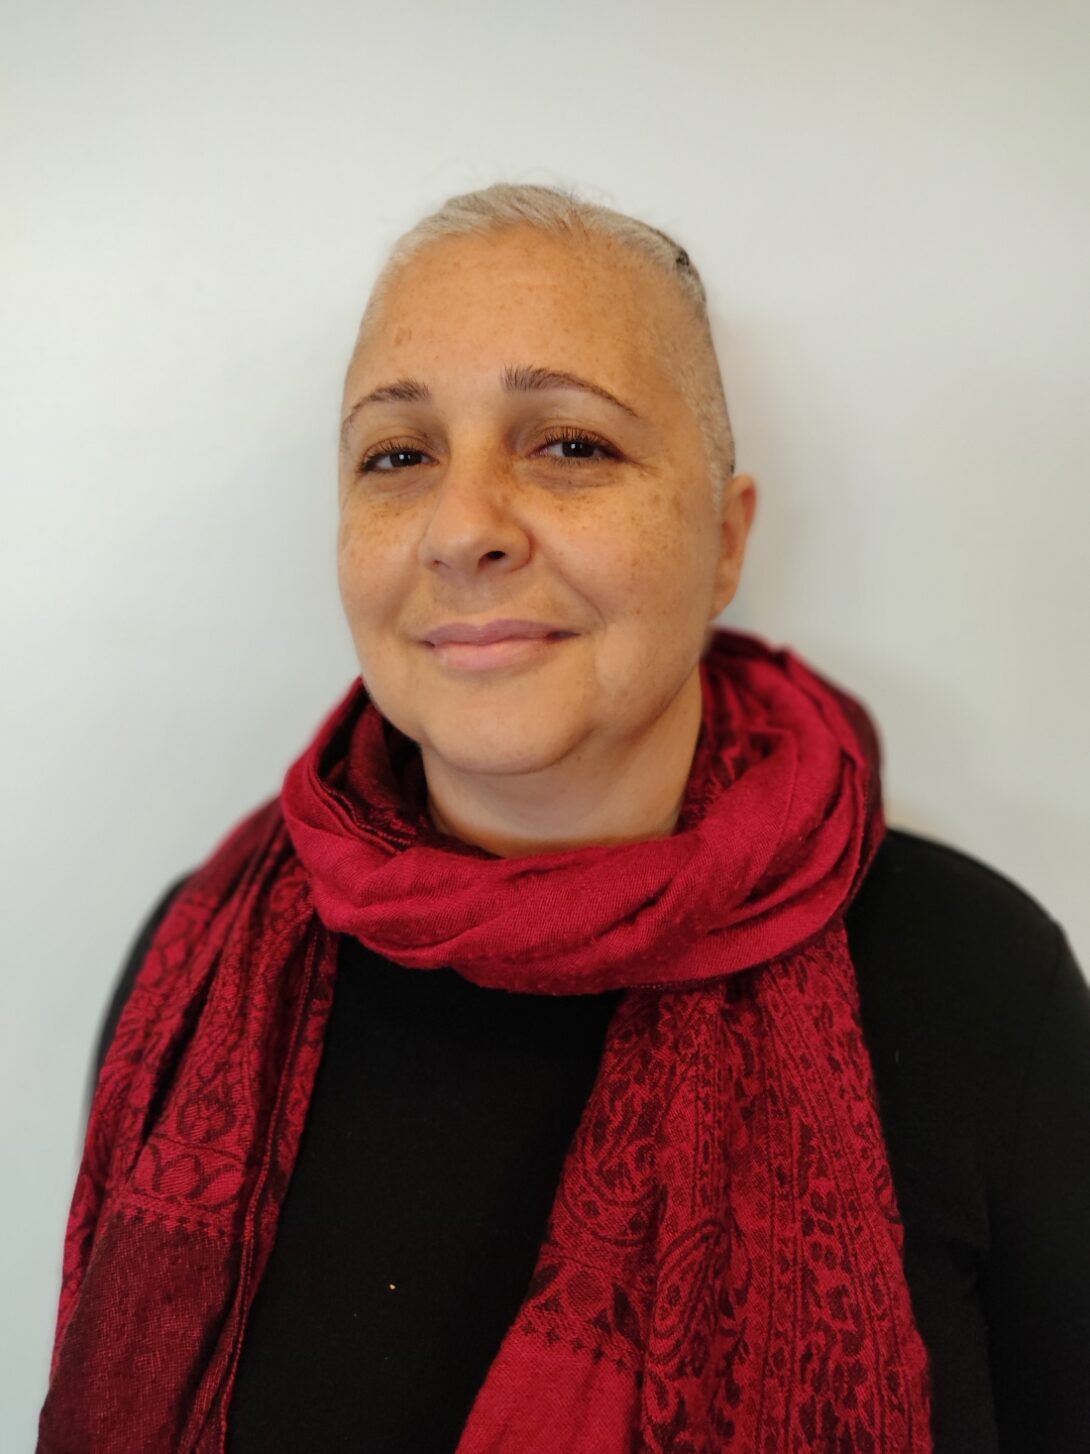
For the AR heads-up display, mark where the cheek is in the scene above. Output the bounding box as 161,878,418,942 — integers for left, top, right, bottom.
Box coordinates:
599,491,705,610
336,510,396,627
336,517,363,609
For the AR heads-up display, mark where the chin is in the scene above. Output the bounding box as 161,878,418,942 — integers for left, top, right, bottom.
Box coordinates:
419,718,579,778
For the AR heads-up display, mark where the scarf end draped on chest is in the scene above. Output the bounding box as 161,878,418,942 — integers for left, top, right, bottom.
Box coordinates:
38,627,933,1453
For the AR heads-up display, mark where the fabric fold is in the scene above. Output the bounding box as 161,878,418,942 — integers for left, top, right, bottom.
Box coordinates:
38,626,932,1453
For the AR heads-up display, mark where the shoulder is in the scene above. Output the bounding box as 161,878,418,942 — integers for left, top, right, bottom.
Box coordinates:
850,826,1064,960
850,834,1090,1448
87,871,195,1112
88,796,284,1099
846,826,1074,1016
846,826,1086,1178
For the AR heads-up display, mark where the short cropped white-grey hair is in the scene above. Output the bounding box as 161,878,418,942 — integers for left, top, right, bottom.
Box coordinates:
354,183,736,515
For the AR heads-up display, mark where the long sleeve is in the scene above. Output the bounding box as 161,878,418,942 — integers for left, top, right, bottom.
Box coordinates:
981,924,1090,1453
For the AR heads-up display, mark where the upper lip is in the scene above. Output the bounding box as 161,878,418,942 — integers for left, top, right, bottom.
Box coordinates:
422,618,574,646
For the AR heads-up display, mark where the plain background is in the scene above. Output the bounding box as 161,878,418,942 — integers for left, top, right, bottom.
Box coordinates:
3,0,1088,1445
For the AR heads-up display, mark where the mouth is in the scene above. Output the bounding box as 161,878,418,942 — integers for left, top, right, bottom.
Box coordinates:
424,632,575,673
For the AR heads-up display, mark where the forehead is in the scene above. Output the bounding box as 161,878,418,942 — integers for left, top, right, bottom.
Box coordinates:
348,228,684,395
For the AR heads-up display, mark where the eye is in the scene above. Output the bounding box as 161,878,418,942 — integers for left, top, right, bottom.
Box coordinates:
358,440,431,474
536,427,618,464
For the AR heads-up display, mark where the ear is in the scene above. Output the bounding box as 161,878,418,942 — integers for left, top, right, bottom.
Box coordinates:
711,474,758,617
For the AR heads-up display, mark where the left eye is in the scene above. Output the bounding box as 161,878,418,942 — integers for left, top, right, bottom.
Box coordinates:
538,432,615,462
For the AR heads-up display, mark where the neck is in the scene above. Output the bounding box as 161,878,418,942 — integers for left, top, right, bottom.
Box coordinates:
422,666,705,859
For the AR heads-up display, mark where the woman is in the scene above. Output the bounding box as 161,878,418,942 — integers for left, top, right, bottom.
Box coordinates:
38,184,1089,1454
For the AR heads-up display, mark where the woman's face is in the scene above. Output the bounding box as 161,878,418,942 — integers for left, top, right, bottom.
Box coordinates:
337,226,754,791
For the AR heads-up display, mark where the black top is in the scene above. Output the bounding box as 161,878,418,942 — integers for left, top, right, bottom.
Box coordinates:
88,828,1090,1454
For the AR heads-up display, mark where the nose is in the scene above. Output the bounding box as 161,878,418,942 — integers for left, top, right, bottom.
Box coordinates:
415,444,532,579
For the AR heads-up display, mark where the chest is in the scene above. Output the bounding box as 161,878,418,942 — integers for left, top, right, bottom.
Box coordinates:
225,939,999,1453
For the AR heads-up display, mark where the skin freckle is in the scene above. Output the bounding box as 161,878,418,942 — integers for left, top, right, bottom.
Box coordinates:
335,225,756,858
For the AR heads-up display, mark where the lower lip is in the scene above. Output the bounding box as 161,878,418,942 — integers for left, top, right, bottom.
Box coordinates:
426,633,575,671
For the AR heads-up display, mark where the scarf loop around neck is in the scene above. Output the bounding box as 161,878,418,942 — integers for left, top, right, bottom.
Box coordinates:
39,627,933,1453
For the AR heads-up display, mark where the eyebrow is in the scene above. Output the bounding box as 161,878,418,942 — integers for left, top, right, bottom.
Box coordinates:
339,363,644,450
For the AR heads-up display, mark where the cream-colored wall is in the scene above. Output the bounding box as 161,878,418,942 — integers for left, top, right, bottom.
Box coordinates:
4,0,1087,1444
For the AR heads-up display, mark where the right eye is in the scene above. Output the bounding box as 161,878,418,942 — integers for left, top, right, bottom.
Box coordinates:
358,441,431,473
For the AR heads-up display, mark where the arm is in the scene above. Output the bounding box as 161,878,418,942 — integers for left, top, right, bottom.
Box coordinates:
982,924,1090,1453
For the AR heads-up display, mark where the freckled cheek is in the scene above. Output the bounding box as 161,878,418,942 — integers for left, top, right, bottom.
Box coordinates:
603,506,695,610
337,515,404,627
542,525,632,615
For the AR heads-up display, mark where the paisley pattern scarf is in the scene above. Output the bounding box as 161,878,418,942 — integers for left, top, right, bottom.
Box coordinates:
38,627,933,1452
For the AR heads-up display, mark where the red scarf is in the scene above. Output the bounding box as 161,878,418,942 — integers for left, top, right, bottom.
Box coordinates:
39,627,933,1452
